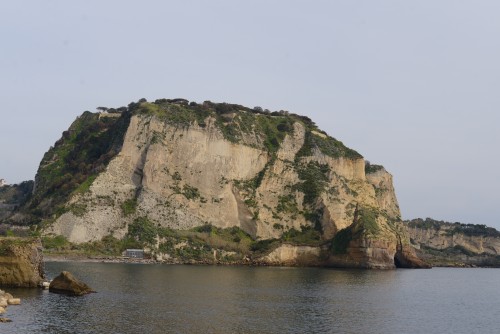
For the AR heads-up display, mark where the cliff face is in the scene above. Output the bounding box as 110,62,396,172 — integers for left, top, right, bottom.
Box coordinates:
405,218,500,267
0,238,44,287
32,99,425,268
408,225,500,255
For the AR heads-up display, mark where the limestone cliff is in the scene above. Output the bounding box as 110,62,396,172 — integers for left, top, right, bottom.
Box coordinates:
405,218,500,267
0,238,44,287
25,99,425,268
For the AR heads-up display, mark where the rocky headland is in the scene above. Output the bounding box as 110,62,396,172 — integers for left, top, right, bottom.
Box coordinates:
405,218,500,267
2,99,428,269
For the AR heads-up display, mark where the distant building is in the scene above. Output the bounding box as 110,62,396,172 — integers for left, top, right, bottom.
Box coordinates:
124,249,144,259
0,179,6,187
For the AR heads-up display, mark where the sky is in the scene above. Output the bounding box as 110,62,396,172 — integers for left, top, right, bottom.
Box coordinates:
1,1,499,228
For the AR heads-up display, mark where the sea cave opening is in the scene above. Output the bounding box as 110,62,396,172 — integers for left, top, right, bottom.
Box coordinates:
394,254,403,268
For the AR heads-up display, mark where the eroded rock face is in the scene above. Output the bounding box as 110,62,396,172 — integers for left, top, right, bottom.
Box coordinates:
329,237,398,269
39,103,427,269
262,244,323,266
407,224,500,255
259,238,429,269
394,243,431,269
324,208,430,269
49,271,94,296
0,238,44,287
46,116,268,242
46,116,403,242
404,219,500,267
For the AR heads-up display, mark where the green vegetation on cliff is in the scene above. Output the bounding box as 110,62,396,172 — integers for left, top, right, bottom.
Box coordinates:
0,182,34,225
134,99,362,158
293,161,330,205
41,219,329,263
365,162,384,174
0,237,37,256
0,181,33,206
297,129,362,159
330,206,383,254
406,218,500,238
22,109,133,222
330,227,353,254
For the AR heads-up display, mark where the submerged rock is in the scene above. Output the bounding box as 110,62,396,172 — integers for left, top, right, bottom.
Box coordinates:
49,271,94,296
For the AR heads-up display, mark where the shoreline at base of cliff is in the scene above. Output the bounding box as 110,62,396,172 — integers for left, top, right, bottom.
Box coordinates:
40,252,489,269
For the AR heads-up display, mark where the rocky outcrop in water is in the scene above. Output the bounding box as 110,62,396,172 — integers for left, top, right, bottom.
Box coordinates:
0,238,44,287
49,271,94,296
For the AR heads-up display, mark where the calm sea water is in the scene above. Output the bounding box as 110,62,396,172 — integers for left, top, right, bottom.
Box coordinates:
2,263,499,333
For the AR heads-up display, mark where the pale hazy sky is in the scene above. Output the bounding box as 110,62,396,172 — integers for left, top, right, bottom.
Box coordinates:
1,1,499,228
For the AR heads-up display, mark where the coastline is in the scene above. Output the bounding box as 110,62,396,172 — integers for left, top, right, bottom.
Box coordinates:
42,253,497,268
43,253,160,264
42,252,255,266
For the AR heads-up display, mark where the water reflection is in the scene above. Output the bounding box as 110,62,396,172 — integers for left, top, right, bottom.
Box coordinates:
3,263,500,334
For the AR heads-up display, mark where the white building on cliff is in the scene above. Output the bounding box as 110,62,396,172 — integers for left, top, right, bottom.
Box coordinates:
0,179,6,187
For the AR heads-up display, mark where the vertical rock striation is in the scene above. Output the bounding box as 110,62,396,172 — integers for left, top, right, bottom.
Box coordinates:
26,99,426,268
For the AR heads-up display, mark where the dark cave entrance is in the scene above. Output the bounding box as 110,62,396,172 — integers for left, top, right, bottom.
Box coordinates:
394,254,403,268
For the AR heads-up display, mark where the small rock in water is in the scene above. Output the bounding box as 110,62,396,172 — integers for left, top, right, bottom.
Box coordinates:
0,318,12,323
42,281,50,289
7,298,20,305
49,271,95,296
0,307,5,314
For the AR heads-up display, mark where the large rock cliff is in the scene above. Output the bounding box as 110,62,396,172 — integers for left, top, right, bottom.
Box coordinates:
20,99,426,268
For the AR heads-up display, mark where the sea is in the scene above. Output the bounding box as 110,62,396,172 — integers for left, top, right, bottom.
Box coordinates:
2,262,499,334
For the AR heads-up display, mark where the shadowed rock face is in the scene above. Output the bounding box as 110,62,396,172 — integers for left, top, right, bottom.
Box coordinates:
49,271,94,296
325,219,430,269
394,243,431,268
0,238,44,287
259,239,429,269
